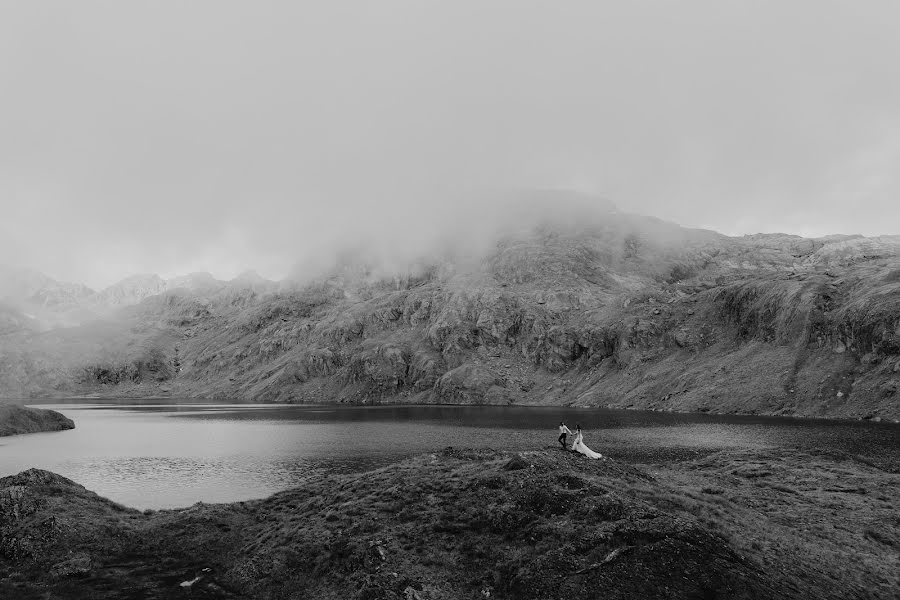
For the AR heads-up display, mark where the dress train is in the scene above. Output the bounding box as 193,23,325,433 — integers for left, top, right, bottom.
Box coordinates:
571,432,603,459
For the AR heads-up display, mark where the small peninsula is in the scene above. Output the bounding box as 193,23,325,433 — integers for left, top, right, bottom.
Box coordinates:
0,404,75,437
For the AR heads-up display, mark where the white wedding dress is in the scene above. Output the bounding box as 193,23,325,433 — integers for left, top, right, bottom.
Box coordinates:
571,431,603,459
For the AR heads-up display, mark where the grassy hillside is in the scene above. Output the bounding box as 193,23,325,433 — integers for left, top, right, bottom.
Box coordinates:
1,448,897,599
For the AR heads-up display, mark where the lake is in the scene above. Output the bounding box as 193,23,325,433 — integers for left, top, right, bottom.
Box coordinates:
2,401,898,509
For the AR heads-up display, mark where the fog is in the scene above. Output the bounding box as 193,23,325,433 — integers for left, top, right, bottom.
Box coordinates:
1,2,899,289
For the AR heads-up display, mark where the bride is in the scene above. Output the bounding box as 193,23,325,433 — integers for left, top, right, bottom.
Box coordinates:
571,424,604,459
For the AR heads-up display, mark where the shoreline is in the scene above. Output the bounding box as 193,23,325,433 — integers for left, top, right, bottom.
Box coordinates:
12,394,900,425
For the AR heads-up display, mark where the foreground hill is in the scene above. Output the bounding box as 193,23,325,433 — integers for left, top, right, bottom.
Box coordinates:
2,200,900,420
1,448,896,599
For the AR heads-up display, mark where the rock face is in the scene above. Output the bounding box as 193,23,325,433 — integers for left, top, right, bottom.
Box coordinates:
2,203,900,420
0,405,75,437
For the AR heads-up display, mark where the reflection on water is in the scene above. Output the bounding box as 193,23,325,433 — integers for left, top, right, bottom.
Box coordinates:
1,402,897,509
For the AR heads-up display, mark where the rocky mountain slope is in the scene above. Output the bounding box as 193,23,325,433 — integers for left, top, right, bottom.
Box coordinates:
2,203,899,420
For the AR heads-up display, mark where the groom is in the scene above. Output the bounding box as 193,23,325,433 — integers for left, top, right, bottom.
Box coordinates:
558,422,573,449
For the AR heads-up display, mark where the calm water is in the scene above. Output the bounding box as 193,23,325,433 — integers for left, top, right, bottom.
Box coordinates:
1,401,898,509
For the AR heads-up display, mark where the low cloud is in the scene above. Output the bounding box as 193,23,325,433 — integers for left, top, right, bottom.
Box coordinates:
2,2,898,288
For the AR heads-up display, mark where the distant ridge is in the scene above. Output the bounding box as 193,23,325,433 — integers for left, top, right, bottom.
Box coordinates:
0,266,275,330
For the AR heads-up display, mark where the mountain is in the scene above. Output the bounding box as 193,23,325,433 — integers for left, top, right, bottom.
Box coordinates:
0,302,39,335
0,266,57,300
1,200,899,421
0,266,101,330
0,268,278,332
96,273,167,306
232,269,265,284
165,271,220,293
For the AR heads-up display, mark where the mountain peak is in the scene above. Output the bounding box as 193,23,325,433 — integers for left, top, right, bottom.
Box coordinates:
232,269,267,283
99,274,166,305
165,272,221,292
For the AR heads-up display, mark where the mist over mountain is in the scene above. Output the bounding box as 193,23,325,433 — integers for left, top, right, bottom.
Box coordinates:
2,195,899,421
0,266,278,331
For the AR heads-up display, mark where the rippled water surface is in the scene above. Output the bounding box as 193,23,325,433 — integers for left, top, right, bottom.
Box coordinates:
1,401,897,509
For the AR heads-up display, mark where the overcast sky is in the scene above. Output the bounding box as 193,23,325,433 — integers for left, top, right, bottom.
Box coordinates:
1,1,899,288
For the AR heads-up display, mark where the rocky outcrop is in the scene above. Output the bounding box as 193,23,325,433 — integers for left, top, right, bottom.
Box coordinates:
0,405,74,437
78,347,173,386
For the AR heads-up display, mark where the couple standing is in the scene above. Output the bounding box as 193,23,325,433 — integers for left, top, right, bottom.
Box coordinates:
558,422,604,459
